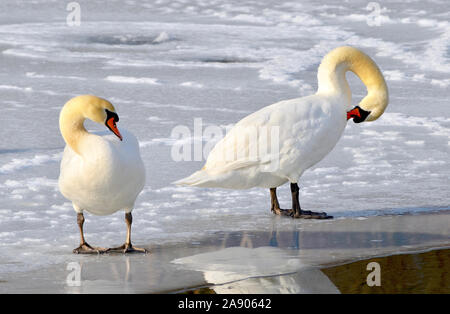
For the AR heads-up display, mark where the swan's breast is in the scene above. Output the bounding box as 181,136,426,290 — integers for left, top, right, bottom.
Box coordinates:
59,129,145,214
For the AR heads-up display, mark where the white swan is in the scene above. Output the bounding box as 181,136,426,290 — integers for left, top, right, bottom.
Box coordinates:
58,95,146,253
175,46,389,219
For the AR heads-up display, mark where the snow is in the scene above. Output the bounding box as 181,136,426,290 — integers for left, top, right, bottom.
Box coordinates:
105,76,161,85
0,0,449,275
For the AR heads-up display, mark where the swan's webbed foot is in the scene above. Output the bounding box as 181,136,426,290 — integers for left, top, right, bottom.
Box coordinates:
73,213,106,254
293,210,333,219
271,207,294,217
270,188,294,217
269,185,333,220
105,213,148,254
272,207,332,219
106,243,148,254
73,243,106,254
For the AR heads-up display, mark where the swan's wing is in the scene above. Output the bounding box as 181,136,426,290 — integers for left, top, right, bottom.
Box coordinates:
203,96,323,174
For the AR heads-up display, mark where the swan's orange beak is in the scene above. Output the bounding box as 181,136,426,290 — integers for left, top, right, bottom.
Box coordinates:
106,117,123,141
347,107,361,120
347,106,371,123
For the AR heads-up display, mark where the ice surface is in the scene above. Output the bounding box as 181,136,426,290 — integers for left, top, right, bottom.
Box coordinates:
0,0,449,275
173,246,340,293
2,212,448,293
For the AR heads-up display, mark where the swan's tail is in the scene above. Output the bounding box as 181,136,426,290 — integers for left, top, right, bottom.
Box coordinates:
173,170,215,187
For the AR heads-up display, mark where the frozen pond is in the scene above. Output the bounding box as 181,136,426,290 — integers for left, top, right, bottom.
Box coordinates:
0,0,449,277
1,211,449,293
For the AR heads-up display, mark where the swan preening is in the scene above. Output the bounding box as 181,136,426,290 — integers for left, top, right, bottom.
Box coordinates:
59,95,146,253
57,46,388,254
176,46,389,219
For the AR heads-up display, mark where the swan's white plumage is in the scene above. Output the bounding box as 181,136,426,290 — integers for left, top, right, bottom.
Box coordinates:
175,46,388,189
58,95,145,216
176,93,348,189
59,129,145,215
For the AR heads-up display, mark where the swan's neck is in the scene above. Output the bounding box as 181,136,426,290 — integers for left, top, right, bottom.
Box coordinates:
59,102,89,155
317,62,352,104
316,47,388,120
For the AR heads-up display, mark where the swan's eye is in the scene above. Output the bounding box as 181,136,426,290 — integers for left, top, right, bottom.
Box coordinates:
104,109,122,140
353,107,371,123
105,109,119,123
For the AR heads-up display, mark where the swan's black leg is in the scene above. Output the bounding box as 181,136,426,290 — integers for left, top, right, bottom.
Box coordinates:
106,212,148,254
73,213,106,254
291,183,301,216
290,183,333,219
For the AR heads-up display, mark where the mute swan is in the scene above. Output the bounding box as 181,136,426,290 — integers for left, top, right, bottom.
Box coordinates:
176,46,389,219
58,95,146,253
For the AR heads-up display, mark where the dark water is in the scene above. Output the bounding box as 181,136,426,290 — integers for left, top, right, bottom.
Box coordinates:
182,248,449,294
322,248,450,294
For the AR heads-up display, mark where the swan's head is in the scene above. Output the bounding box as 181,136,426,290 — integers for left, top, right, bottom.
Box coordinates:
345,54,389,123
347,105,371,123
318,46,389,123
80,95,123,140
347,89,389,123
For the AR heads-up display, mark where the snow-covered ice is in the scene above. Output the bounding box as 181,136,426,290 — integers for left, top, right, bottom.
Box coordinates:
0,0,449,275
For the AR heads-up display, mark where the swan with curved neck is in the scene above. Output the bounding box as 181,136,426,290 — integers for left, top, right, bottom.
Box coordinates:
58,95,146,253
317,46,389,122
59,95,122,155
175,46,389,219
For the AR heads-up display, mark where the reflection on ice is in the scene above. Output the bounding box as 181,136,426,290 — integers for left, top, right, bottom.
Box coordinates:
173,246,303,283
171,211,450,293
212,268,340,294
173,246,339,293
1,212,448,293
